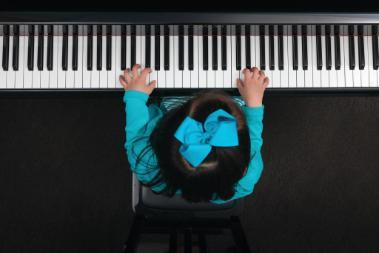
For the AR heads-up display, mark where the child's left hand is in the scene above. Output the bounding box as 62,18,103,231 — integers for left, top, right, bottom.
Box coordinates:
119,64,157,95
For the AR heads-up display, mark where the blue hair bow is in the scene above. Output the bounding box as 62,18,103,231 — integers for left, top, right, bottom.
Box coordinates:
174,109,239,167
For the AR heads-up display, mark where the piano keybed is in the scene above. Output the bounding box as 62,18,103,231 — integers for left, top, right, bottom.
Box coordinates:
1,24,379,92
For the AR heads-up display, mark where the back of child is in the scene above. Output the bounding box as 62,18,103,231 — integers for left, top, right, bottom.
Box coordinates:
121,65,269,204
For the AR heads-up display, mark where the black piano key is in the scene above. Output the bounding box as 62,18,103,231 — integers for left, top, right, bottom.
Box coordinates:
334,25,341,70
87,25,93,71
316,25,322,70
212,25,218,70
2,25,9,71
245,25,251,69
131,25,136,68
259,25,265,70
97,25,102,71
348,25,355,70
27,25,34,71
37,25,44,71
278,25,284,70
302,25,308,70
221,25,227,70
188,25,194,70
164,25,170,70
236,25,241,70
62,25,68,71
106,25,112,71
372,25,379,70
120,25,126,70
72,25,79,71
47,25,54,71
325,25,332,70
145,25,151,68
203,26,208,70
179,25,184,70
269,25,274,70
12,25,19,71
292,25,298,70
155,25,160,71
358,25,365,70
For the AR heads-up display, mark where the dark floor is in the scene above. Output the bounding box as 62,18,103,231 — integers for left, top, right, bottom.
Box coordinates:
0,93,379,253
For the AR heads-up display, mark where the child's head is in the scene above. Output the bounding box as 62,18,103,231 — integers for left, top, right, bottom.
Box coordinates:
149,90,251,202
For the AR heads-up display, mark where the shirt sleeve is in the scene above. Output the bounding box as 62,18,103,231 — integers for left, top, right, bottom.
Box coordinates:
123,90,162,183
211,105,265,204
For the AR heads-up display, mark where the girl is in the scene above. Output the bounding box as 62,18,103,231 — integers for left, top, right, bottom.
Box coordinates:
120,64,269,204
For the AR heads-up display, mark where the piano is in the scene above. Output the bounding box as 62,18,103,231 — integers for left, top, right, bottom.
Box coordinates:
2,0,379,95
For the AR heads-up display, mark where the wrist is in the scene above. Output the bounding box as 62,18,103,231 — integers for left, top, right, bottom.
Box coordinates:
246,100,262,107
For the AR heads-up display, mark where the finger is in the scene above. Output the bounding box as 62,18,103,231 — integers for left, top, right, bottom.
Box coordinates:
147,80,157,92
251,67,260,78
236,79,244,89
259,70,265,77
263,77,270,87
242,68,252,77
124,69,132,83
119,75,128,89
141,68,152,79
132,64,141,77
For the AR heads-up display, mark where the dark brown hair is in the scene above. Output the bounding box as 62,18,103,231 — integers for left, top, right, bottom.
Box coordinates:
138,90,251,202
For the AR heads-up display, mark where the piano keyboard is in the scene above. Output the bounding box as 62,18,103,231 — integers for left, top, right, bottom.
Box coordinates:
1,24,379,91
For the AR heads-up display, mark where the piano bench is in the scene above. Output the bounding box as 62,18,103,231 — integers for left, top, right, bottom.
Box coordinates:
123,174,251,253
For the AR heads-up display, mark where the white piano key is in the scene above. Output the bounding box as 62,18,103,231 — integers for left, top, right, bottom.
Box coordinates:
281,26,289,88
15,25,25,89
272,33,280,88
190,26,199,88
361,25,369,87
367,26,377,87
343,26,353,87
287,25,297,88
231,26,239,88
74,26,83,89
336,26,346,88
150,26,158,85
0,31,6,89
108,25,117,89
250,25,256,68
329,31,338,87
240,26,246,71
7,28,15,88
165,25,175,87
264,29,273,86
24,26,33,89
99,26,108,88
198,27,207,88
135,25,141,68
41,26,49,89
297,26,305,88
157,26,166,88
254,25,260,69
140,25,145,69
82,25,91,88
66,26,75,88
305,27,313,87
311,26,321,87
115,25,121,89
50,25,59,88
215,26,223,87
57,25,66,89
353,27,361,87
183,26,191,88
223,25,232,88
320,27,329,88
92,25,100,89
174,26,182,88
207,25,216,88
126,25,131,70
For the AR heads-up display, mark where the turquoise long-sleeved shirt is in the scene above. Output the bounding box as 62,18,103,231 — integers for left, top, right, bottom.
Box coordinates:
123,90,265,204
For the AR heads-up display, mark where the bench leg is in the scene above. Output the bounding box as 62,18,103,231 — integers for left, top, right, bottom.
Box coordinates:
229,216,251,253
124,215,142,253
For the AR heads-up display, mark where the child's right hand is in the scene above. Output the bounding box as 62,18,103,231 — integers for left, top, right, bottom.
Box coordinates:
119,64,157,95
237,67,269,107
